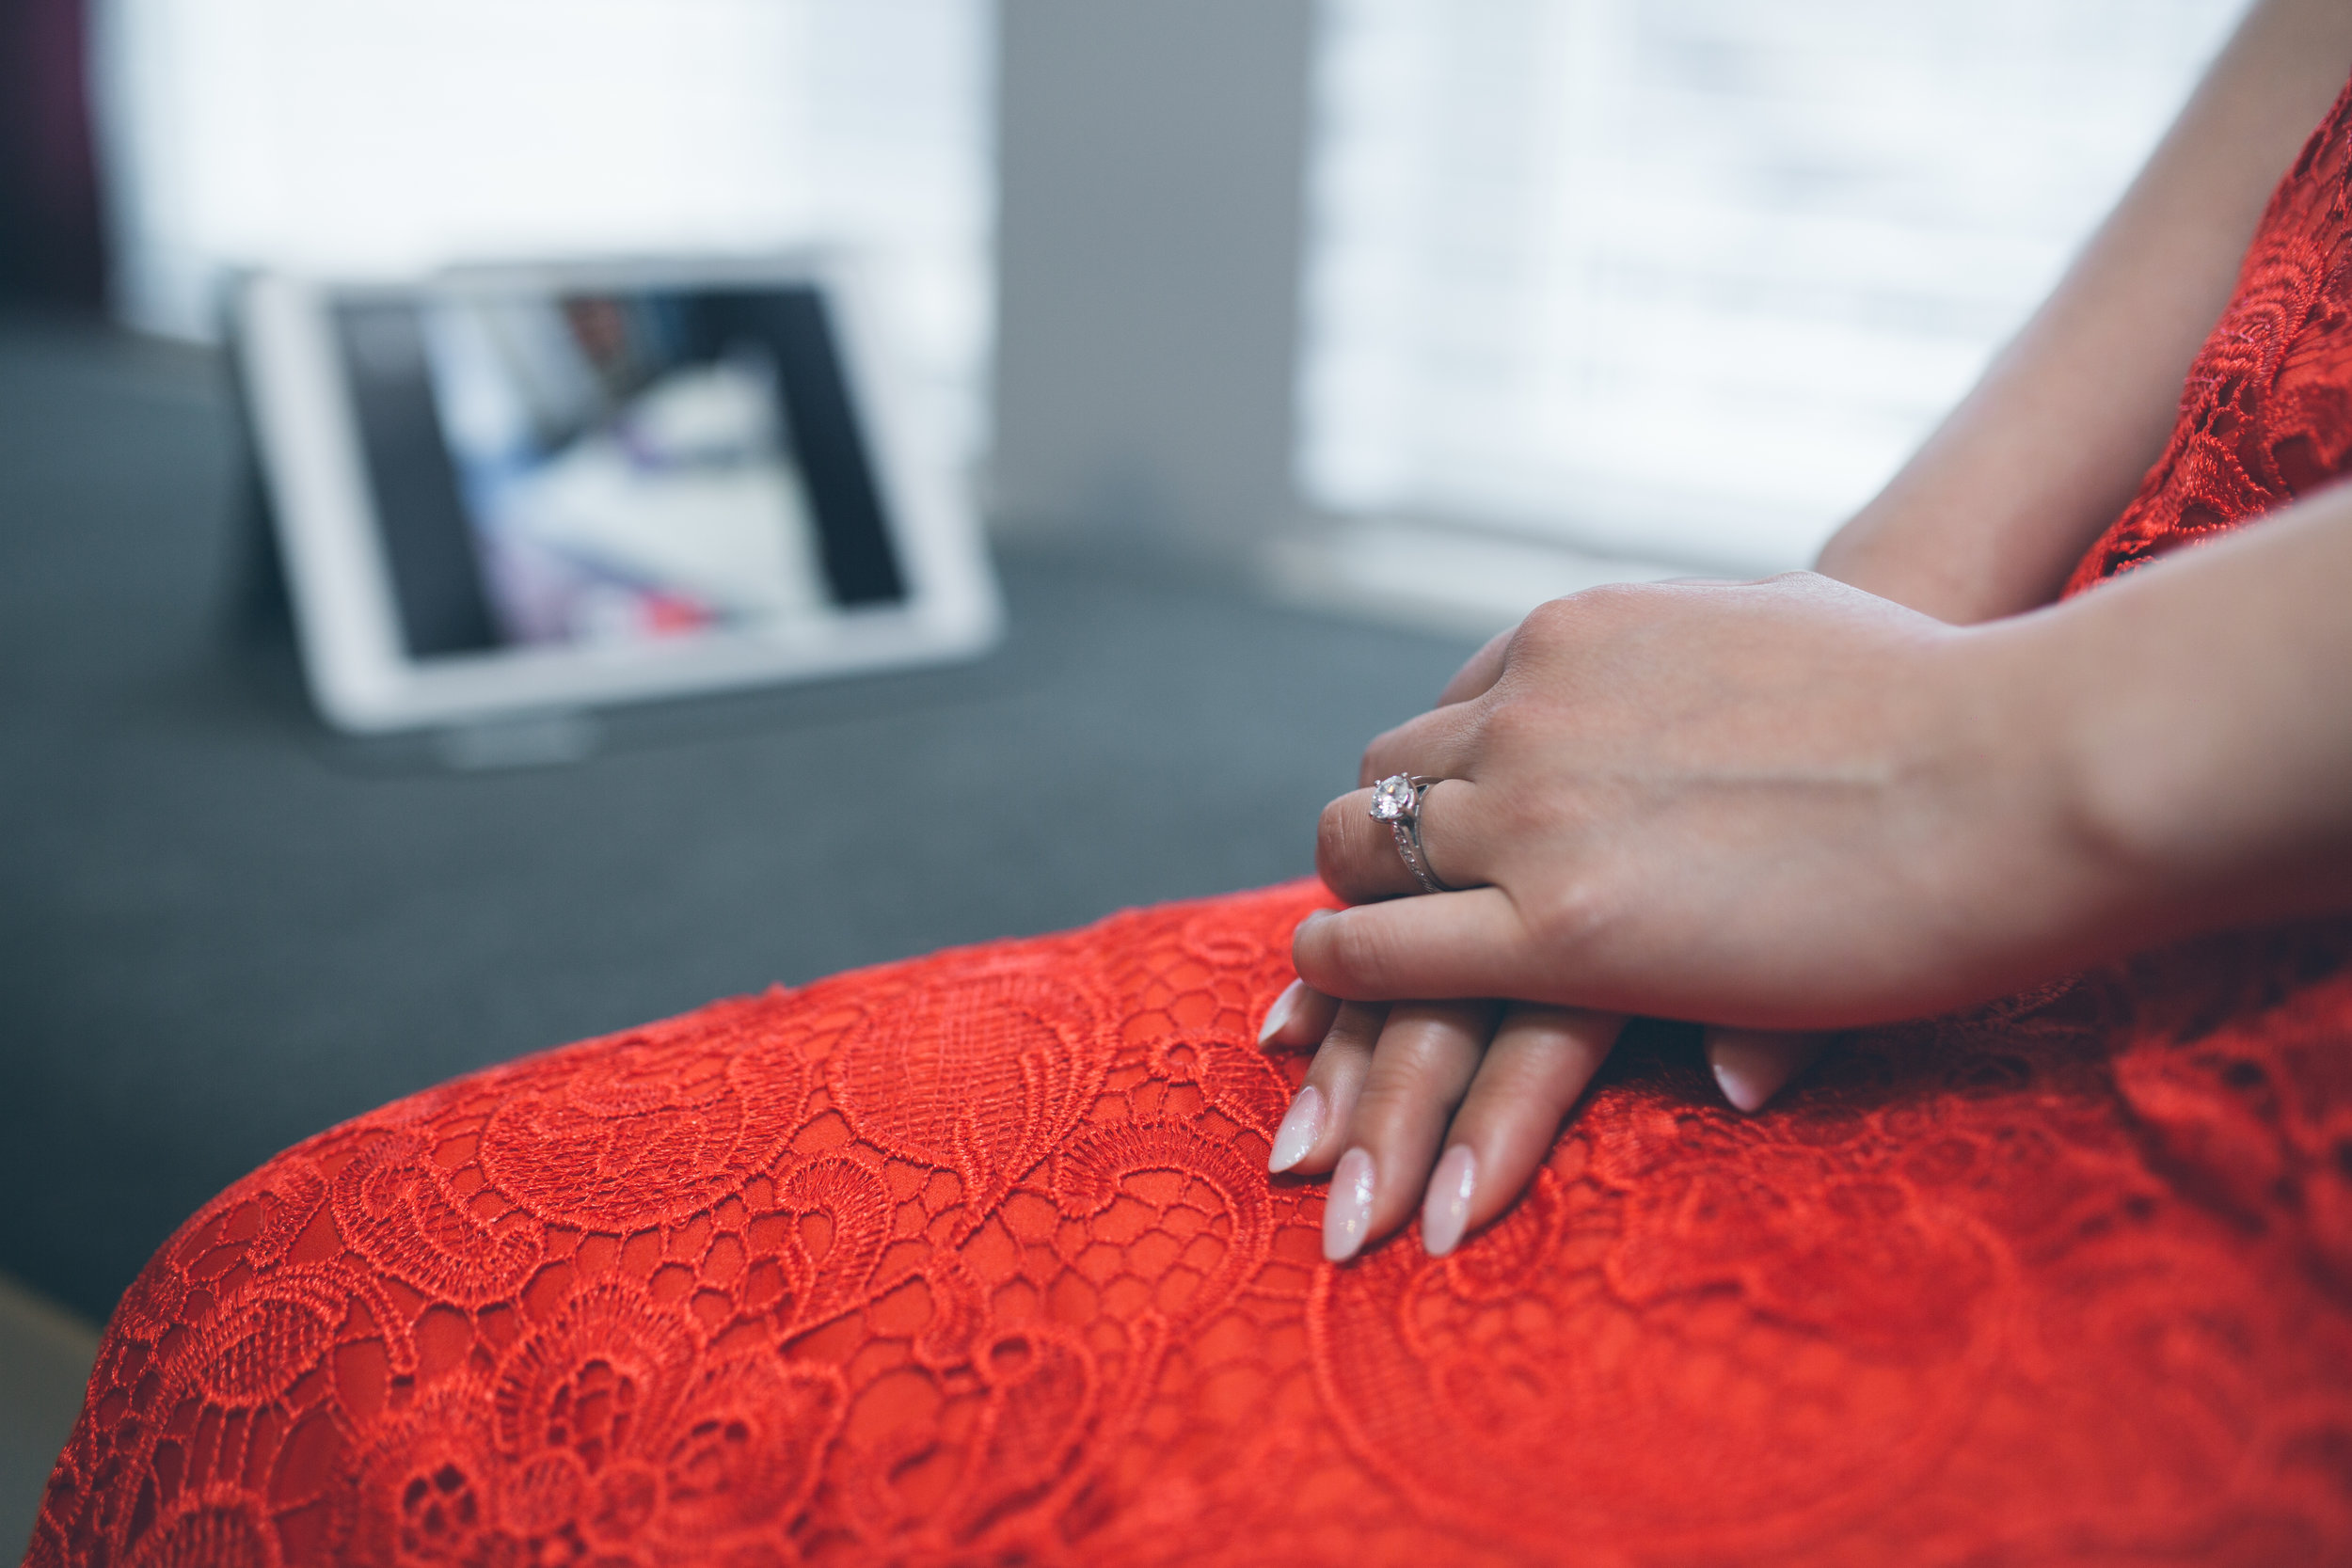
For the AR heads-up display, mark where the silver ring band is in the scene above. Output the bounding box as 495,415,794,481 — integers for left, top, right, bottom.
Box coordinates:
1369,774,1456,895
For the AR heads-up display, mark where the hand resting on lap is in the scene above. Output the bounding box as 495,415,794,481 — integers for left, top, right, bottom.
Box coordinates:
1309,572,2111,1025
1266,568,2107,1260
1272,498,2352,1262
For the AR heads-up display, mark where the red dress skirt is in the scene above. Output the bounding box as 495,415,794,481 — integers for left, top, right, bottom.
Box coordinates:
30,77,2352,1568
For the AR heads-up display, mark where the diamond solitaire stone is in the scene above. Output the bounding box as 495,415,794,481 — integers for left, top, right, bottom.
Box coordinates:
1370,774,1418,821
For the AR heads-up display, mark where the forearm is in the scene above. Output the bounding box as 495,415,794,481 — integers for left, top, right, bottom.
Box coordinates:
1818,0,2352,625
2007,490,2352,958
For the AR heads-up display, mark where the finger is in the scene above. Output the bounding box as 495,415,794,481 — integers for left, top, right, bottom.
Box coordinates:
1293,887,1531,1001
1357,702,1482,789
1422,1006,1624,1255
1258,976,1342,1051
1437,626,1514,706
1325,1001,1501,1262
1266,1001,1388,1177
1704,1027,1828,1113
1316,779,1486,904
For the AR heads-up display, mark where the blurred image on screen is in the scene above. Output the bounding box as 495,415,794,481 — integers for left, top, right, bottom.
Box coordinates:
420,291,830,647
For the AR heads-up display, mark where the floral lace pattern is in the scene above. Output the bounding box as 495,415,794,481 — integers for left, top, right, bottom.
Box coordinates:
27,885,2352,1566
33,67,2352,1568
2066,66,2352,589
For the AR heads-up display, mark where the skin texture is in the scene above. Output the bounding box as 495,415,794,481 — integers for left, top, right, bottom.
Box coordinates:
1274,0,2352,1264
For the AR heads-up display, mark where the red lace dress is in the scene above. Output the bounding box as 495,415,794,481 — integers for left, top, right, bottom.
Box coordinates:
31,82,2352,1568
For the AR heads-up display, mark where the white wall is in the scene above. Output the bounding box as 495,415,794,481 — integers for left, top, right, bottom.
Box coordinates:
989,0,1315,560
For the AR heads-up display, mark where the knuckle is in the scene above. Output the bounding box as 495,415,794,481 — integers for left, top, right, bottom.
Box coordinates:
1512,597,1576,654
1567,580,1649,619
1464,1049,1558,1111
1472,692,1534,746
1315,800,1364,879
1311,1009,1380,1062
1520,582,1653,653
1521,584,1619,636
1468,691,1555,763
1521,876,1613,955
1349,1074,1435,1147
1293,912,1387,994
1322,913,1396,985
1583,578,1652,608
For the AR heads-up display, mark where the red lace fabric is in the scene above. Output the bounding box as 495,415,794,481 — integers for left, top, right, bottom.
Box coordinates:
32,76,2352,1568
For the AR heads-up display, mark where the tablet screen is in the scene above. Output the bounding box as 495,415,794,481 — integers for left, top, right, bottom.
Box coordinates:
332,284,908,660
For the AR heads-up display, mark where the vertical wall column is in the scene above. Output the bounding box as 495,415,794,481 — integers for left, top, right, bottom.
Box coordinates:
990,0,1315,562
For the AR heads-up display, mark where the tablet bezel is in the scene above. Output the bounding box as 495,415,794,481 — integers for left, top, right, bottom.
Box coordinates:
238,255,1001,734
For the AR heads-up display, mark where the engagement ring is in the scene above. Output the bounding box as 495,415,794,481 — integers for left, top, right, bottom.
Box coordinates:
1370,774,1455,895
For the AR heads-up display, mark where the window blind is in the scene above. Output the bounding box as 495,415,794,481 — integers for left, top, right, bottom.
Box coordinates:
1296,0,2249,576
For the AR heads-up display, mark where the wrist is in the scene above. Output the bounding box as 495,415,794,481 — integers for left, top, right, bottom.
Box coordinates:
2031,516,2352,948
1991,571,2304,969
1918,610,2165,992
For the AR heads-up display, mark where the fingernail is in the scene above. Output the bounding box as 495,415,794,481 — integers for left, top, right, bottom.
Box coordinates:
1711,1056,1769,1115
1267,1084,1325,1173
1298,909,1332,929
1258,978,1306,1046
1324,1148,1376,1262
1421,1146,1477,1257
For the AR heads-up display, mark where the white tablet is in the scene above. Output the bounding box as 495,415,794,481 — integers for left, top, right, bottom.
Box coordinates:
236,257,1001,734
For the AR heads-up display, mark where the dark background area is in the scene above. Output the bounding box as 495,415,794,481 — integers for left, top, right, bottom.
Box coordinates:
0,0,104,309
0,313,1476,1326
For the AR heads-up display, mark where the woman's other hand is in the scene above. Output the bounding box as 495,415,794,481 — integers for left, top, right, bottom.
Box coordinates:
1256,977,1824,1260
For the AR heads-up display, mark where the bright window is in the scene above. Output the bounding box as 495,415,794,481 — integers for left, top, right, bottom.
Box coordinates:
91,0,993,462
1296,0,2249,576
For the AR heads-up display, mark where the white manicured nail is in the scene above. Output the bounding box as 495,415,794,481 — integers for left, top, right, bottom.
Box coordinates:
1711,1055,1770,1115
1421,1146,1477,1257
1259,978,1307,1046
1324,1148,1376,1261
1268,1084,1325,1173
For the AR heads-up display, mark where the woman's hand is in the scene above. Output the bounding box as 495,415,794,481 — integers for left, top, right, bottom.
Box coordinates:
1256,987,1628,1259
1274,570,2120,1260
1296,572,2110,1025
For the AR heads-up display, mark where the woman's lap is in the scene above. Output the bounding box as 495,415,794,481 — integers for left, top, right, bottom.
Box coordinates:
26,884,2352,1566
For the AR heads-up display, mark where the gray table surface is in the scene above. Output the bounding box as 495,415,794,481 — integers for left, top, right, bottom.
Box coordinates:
0,310,1479,1325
